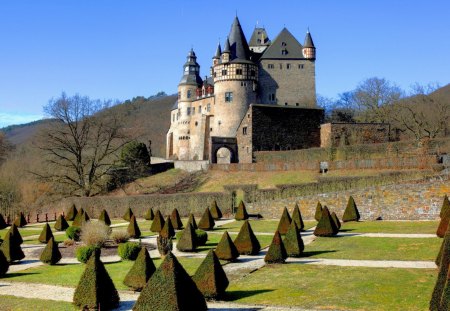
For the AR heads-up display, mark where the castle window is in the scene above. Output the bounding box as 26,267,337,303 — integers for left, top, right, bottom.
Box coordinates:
210,128,213,132
285,102,288,106
282,42,287,46
192,107,195,114
298,64,304,69
187,90,191,98
250,70,256,77
279,64,283,69
268,64,274,69
247,114,250,118
247,146,249,153
296,103,299,106
241,82,247,87
214,72,217,77
195,121,198,126
187,107,191,115
222,69,227,76
225,92,233,102
236,68,243,75
281,49,288,55
199,105,202,114
269,93,275,102
243,127,248,135
287,64,291,69
207,103,211,112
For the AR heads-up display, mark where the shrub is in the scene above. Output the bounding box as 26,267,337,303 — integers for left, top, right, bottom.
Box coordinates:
176,224,197,252
0,214,7,230
234,220,261,255
76,245,100,263
40,237,62,265
235,200,249,220
110,230,129,244
437,211,450,238
123,207,134,222
342,196,361,222
175,229,207,246
160,216,175,239
65,204,78,221
150,210,165,232
123,247,156,291
133,252,207,311
144,208,154,221
314,206,339,237
331,211,341,229
292,203,305,231
210,200,223,220
264,230,287,264
14,212,27,227
441,195,450,218
0,231,24,262
38,223,54,244
193,249,229,299
314,201,323,222
198,208,215,231
98,209,111,226
9,223,23,245
186,213,198,230
277,207,292,235
63,239,75,247
215,231,239,262
127,215,141,238
156,235,172,257
54,215,69,231
170,208,183,230
66,226,81,241
430,226,450,310
73,249,120,309
0,250,9,276
72,209,90,227
440,272,450,310
118,242,141,260
80,221,110,247
283,221,304,257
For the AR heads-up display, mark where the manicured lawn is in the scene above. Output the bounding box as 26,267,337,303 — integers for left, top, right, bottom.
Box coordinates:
0,228,43,239
341,220,439,234
305,236,441,261
214,220,316,233
0,295,75,311
226,264,436,311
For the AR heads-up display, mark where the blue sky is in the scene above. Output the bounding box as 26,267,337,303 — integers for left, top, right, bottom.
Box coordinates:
0,0,449,127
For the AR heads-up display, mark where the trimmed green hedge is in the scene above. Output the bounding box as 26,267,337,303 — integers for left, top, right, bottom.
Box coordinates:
118,242,141,260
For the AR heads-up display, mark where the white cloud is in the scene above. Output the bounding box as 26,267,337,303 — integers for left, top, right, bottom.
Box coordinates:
0,112,44,128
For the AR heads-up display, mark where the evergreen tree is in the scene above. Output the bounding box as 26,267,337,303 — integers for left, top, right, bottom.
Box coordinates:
133,252,207,311
150,210,165,232
0,214,8,230
277,207,292,235
342,196,361,222
291,203,305,231
123,207,134,222
14,212,27,227
54,214,69,231
215,231,239,261
198,208,215,231
127,215,141,238
170,208,183,230
314,206,339,237
176,223,197,252
73,249,120,310
193,249,229,299
160,216,175,239
210,200,223,220
65,204,78,221
283,222,304,257
0,250,9,276
264,230,287,264
0,231,25,262
144,207,155,221
186,213,198,230
430,226,450,310
38,223,54,244
40,237,62,265
98,209,111,226
8,223,23,245
314,202,323,222
441,195,450,218
235,200,249,220
124,247,156,291
234,220,261,255
331,211,341,230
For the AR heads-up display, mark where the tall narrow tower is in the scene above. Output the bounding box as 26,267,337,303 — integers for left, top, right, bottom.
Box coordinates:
302,30,316,60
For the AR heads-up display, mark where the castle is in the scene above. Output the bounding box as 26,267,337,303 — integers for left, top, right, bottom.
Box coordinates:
166,16,324,164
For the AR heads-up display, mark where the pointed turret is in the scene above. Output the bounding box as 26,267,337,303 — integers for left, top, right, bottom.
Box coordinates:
179,48,203,87
213,42,222,66
302,29,316,60
228,16,251,61
222,37,231,63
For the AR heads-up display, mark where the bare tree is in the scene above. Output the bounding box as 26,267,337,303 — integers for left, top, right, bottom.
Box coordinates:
36,93,130,196
0,132,12,165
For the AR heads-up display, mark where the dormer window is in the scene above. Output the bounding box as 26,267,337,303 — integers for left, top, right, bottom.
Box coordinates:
282,42,287,46
281,49,288,55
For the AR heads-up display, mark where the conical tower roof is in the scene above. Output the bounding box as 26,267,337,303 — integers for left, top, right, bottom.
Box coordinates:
223,37,230,53
304,30,315,48
213,42,222,59
228,16,251,61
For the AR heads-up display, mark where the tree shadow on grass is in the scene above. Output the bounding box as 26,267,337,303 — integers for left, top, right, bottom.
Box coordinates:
338,228,355,232
301,250,337,257
223,289,274,301
3,272,40,279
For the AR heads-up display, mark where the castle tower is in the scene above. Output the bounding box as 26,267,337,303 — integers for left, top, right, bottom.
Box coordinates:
211,16,258,138
302,30,316,60
249,26,271,53
212,42,221,66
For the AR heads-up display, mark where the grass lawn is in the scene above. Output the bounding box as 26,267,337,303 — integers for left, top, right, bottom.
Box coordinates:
214,220,316,233
226,264,436,311
0,295,75,311
341,220,439,234
4,257,205,291
305,236,441,261
0,228,43,239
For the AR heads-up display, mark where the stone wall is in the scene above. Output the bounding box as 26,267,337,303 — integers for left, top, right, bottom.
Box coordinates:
320,122,390,148
174,160,209,172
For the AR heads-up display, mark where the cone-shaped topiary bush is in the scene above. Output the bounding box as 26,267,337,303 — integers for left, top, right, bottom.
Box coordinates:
291,203,305,231
234,220,261,255
314,206,339,237
99,209,111,226
0,250,9,276
430,226,450,310
72,209,90,227
210,200,223,220
176,223,197,252
198,208,215,231
170,208,183,230
186,213,198,230
124,247,156,291
54,214,69,231
127,215,141,238
193,249,229,299
144,208,154,221
133,251,207,311
283,221,304,257
343,196,361,222
215,231,239,261
73,249,120,310
40,237,62,265
277,207,292,235
331,211,341,230
123,207,134,222
264,230,287,264
441,195,450,218
235,200,249,220
0,214,7,230
150,210,165,232
438,209,450,238
0,231,25,262
160,216,175,239
8,223,23,245
440,268,450,310
14,212,27,227
436,241,444,267
38,223,54,244
65,204,78,221
314,202,323,222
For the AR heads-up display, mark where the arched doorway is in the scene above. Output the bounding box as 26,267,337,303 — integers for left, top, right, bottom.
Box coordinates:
216,147,232,164
210,137,238,163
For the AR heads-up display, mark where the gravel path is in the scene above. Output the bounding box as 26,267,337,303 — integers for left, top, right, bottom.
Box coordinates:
286,257,437,269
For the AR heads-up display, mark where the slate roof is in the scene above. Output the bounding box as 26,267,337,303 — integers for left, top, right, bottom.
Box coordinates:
228,17,251,61
259,28,304,60
249,27,271,47
304,31,315,48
